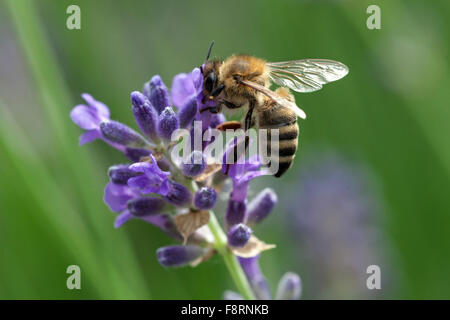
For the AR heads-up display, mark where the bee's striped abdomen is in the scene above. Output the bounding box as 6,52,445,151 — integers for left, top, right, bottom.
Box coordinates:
258,104,299,178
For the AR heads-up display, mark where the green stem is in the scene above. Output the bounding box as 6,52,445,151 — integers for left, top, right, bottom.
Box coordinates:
208,211,255,300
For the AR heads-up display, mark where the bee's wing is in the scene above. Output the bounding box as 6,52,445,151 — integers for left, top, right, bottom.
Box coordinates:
268,59,349,93
240,79,306,119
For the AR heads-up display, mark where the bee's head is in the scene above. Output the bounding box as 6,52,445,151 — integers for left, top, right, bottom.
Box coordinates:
201,41,224,101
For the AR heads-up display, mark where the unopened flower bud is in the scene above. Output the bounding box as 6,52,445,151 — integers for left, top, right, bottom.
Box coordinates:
164,181,192,207
131,91,158,141
178,96,198,128
127,197,166,217
246,188,277,226
157,245,206,267
181,150,206,177
108,164,141,185
228,223,252,247
158,107,179,140
276,272,302,300
124,147,151,162
100,120,147,148
144,75,170,114
194,187,217,210
226,199,247,227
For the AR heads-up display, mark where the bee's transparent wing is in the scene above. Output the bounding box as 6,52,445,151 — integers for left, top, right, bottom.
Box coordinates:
268,59,349,93
240,79,306,119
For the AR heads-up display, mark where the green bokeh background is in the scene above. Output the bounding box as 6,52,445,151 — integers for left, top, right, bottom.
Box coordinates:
0,0,449,299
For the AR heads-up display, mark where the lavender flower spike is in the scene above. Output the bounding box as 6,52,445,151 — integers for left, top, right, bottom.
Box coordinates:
131,91,159,141
194,187,217,210
228,223,252,247
158,107,179,140
157,245,206,267
144,75,170,114
246,188,277,226
276,272,302,300
100,120,149,148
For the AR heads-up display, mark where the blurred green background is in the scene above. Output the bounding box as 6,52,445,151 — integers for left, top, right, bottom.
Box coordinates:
0,0,449,299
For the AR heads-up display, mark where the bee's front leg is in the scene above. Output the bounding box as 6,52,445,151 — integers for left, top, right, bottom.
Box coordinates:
220,99,241,110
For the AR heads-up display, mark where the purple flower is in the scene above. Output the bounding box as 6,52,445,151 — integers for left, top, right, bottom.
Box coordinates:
194,187,217,210
108,164,142,185
157,245,206,267
104,182,139,213
210,113,226,129
70,93,110,145
131,91,159,141
171,68,202,109
100,120,148,148
286,153,388,299
124,147,152,162
143,75,170,114
224,152,269,227
226,199,247,227
178,96,198,128
164,180,192,207
276,272,302,300
239,256,271,300
228,224,252,247
128,155,171,196
127,197,166,217
246,188,277,226
181,150,206,177
158,107,179,140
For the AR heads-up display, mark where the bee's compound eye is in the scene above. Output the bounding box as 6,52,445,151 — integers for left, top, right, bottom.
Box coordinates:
205,72,216,92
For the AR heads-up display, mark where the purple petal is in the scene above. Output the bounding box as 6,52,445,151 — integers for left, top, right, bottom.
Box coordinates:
114,210,133,228
127,175,151,191
82,93,110,119
104,182,137,212
141,214,182,240
190,68,203,91
171,73,197,108
70,105,101,130
145,75,170,114
79,129,101,145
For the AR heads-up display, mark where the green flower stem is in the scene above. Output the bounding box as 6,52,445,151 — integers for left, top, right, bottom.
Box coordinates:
208,211,255,300
189,181,254,299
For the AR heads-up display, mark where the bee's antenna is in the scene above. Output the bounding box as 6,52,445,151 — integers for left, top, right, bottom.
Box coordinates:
205,41,214,62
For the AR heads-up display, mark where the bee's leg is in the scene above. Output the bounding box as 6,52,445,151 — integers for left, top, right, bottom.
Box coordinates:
224,101,255,175
244,100,255,132
199,105,222,114
220,100,241,109
243,100,255,150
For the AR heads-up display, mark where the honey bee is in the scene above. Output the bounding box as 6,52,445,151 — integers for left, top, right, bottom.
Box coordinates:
201,42,349,177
